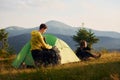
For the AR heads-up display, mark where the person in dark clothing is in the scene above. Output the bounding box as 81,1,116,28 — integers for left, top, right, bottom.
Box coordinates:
76,40,101,61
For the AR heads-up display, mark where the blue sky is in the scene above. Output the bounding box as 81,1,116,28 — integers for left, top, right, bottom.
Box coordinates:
0,0,120,32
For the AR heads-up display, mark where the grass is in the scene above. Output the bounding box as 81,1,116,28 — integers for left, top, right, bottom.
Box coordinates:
0,52,120,80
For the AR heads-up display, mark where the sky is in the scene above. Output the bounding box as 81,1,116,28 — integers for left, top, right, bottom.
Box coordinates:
0,0,120,32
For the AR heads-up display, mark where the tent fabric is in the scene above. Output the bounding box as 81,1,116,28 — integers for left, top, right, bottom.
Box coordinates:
12,34,80,68
12,42,35,68
43,34,57,46
55,39,80,64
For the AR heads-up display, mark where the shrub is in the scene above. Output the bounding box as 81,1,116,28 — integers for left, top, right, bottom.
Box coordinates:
0,49,9,58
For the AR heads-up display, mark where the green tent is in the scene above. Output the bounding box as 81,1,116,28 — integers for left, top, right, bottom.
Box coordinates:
12,34,80,68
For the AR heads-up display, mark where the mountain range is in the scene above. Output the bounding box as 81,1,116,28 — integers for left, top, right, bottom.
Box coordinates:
5,20,120,53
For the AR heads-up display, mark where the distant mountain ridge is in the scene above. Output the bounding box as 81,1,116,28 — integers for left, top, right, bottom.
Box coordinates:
5,20,120,39
6,26,25,30
4,20,120,53
6,26,31,37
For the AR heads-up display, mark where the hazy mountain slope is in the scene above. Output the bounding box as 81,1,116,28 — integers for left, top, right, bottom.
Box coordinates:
8,33,76,53
5,20,120,53
93,36,120,50
8,33,31,53
6,26,32,37
8,33,120,53
46,20,77,35
92,30,120,39
5,20,120,38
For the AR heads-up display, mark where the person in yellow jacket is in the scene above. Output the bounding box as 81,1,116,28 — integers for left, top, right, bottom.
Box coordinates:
31,24,60,66
31,24,52,51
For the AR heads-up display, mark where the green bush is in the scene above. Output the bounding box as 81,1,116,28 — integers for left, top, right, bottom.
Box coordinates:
0,49,9,58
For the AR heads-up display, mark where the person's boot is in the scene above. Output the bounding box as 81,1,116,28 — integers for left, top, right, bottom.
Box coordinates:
95,53,101,59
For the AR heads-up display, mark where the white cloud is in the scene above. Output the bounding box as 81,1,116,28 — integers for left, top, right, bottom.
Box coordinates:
0,0,120,32
0,0,68,12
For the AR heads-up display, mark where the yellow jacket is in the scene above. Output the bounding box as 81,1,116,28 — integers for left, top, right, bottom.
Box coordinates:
30,30,52,50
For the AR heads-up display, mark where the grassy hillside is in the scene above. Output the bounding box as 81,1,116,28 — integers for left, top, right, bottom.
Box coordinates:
0,52,120,80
